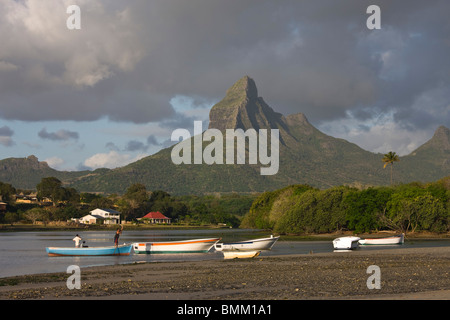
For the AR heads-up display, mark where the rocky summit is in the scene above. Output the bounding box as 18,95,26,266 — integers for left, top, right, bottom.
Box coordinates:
1,76,449,194
209,76,288,134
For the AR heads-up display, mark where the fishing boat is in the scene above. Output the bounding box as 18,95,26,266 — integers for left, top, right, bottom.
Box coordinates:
214,235,279,251
46,244,133,256
222,250,261,259
132,238,220,254
332,236,360,250
359,233,404,245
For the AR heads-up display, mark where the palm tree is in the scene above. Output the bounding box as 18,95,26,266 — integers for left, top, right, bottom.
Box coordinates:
382,151,400,185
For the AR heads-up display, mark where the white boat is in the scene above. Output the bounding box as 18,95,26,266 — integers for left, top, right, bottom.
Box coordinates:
133,238,220,254
222,250,261,259
359,233,404,245
332,236,360,250
214,235,279,251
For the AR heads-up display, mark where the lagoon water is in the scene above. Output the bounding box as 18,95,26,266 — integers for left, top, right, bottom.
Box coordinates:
0,229,449,278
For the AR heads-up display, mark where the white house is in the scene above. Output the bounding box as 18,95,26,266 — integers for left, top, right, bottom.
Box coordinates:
80,208,121,225
79,214,98,225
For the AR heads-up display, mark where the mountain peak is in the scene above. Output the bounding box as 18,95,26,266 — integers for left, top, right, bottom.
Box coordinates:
225,75,258,101
208,76,286,132
411,125,450,155
431,125,450,150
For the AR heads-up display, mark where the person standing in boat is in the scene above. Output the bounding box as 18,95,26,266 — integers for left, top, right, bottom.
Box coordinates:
114,225,123,247
73,234,82,248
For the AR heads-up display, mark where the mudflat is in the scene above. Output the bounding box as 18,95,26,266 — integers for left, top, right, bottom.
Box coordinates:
0,246,448,300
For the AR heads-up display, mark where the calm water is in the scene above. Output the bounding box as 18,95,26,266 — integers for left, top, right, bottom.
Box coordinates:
0,229,449,278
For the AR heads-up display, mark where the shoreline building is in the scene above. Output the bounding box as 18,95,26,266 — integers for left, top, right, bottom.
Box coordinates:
139,211,171,224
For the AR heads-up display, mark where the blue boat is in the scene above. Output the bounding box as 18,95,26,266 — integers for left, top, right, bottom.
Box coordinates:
46,244,133,256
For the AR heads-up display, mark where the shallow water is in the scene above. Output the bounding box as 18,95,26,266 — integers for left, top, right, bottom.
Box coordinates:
0,229,449,278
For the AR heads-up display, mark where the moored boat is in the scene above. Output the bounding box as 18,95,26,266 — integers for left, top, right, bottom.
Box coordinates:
132,238,220,254
214,235,279,251
359,233,404,245
332,236,360,250
46,244,133,256
222,250,261,259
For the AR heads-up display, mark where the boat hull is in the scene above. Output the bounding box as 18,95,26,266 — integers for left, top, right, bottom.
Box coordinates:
133,238,220,254
222,250,261,259
333,236,360,250
46,244,133,256
359,234,404,245
215,236,279,251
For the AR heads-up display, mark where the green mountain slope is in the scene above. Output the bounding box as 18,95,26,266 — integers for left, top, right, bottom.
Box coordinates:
398,126,450,182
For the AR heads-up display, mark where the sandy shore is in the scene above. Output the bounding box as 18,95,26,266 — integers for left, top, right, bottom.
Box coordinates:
0,246,449,301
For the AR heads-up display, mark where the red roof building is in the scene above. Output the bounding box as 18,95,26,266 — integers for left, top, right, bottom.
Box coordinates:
140,211,171,224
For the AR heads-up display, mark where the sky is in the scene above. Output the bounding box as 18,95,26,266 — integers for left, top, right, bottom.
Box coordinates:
0,0,449,171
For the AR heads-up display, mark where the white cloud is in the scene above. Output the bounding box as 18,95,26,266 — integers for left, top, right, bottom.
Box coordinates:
319,114,432,156
1,0,144,88
0,136,14,147
83,150,145,170
44,156,65,170
349,123,430,156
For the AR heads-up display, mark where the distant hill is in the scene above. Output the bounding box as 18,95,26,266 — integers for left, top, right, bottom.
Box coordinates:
0,155,106,190
1,76,449,194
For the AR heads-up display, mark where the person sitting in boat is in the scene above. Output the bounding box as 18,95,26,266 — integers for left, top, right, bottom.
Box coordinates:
73,234,82,248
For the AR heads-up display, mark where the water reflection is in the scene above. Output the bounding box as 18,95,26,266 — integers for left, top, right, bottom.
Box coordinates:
0,229,449,278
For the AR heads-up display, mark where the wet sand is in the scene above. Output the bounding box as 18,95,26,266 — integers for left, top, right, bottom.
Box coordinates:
0,246,448,300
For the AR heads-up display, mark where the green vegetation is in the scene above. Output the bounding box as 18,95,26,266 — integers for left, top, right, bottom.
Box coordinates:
1,174,449,235
0,181,16,204
241,176,450,235
0,178,256,228
36,177,80,205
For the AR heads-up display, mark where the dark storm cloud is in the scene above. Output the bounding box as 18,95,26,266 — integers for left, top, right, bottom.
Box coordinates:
107,136,160,154
0,0,448,131
0,125,14,137
146,135,160,146
105,142,119,151
124,140,148,152
0,125,14,147
38,128,79,141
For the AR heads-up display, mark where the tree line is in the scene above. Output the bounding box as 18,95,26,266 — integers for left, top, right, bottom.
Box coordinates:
0,178,254,227
2,175,449,233
241,177,450,234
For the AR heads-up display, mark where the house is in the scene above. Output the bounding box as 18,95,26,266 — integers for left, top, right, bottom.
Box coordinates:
79,214,98,225
140,211,171,224
79,208,121,225
15,193,38,204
